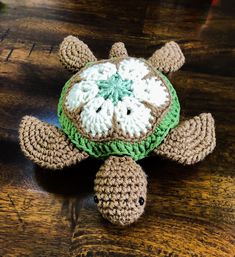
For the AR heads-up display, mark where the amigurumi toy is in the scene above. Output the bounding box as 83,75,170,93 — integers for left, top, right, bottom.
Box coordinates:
19,36,216,226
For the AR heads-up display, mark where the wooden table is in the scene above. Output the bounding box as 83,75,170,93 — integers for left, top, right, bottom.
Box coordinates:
0,0,234,256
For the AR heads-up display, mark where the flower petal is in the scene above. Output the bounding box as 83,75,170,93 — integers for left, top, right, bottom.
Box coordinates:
133,77,169,107
114,96,153,137
118,58,149,81
66,81,99,111
80,62,117,81
80,97,114,137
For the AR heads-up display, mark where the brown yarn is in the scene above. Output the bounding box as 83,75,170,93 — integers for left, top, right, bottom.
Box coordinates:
19,116,88,170
154,113,216,165
59,35,97,72
148,41,185,73
109,42,128,58
94,156,147,226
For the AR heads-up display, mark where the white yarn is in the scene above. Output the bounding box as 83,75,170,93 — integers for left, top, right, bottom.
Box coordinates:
66,81,99,111
114,96,153,137
118,59,149,81
65,58,170,138
133,77,169,107
80,97,114,137
80,62,116,81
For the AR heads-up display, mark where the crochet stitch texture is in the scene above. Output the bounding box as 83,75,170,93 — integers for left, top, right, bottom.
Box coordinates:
58,58,180,160
19,35,216,226
94,156,147,225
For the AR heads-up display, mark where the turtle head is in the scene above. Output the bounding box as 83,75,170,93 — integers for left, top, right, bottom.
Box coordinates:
94,156,147,226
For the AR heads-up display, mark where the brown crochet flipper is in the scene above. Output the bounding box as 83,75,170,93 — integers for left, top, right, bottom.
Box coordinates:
148,41,185,73
59,35,97,72
154,113,216,165
19,116,88,169
94,156,147,226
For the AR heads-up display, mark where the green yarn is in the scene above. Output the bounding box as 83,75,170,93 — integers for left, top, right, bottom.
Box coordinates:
58,68,180,161
97,73,133,105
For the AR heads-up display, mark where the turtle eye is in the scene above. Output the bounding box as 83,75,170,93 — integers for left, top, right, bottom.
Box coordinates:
138,197,145,206
94,195,99,204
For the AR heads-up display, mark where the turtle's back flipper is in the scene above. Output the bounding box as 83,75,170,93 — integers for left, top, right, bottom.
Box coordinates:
148,41,185,73
154,113,216,165
59,35,97,72
19,116,88,169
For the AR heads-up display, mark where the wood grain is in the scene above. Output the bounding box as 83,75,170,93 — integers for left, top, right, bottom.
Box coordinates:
0,0,235,256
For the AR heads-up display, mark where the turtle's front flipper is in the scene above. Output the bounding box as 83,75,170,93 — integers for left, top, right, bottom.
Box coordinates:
154,113,216,165
19,116,88,169
94,156,147,226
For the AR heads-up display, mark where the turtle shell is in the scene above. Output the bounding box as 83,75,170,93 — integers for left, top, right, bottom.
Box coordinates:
58,57,180,160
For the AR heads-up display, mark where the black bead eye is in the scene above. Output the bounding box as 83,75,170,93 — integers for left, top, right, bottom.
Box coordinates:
94,195,99,204
139,197,145,206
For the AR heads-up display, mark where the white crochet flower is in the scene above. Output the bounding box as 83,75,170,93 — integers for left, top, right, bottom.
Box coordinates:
66,58,169,138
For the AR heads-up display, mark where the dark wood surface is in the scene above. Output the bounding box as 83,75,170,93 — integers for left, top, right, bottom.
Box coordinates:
0,0,234,256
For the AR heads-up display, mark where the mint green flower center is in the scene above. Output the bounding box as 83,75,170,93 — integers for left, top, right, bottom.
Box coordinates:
97,73,133,105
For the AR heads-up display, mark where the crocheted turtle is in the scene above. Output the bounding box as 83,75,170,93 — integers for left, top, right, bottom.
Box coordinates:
19,36,216,226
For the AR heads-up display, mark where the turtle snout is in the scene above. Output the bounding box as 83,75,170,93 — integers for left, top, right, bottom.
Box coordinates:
93,193,147,226
94,156,147,226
